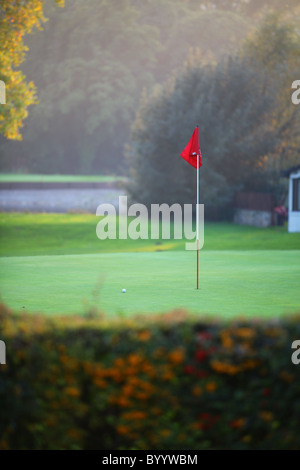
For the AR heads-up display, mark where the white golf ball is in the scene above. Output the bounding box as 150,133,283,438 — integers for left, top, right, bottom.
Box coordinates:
122,288,126,293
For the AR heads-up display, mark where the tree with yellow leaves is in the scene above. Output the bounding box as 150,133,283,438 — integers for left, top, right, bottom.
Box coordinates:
0,0,64,140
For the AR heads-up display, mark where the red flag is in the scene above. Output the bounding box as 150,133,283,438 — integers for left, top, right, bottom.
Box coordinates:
181,126,202,169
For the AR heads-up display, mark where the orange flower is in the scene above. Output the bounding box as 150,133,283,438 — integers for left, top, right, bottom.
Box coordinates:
128,353,143,366
83,361,93,375
122,384,134,397
45,416,57,428
206,382,217,392
230,418,246,429
137,330,152,342
115,396,130,408
67,429,82,440
151,407,162,416
94,365,104,378
168,348,185,365
135,392,150,401
64,386,80,398
162,371,174,381
94,378,107,389
280,371,294,383
152,347,165,359
221,332,233,349
260,411,273,422
114,358,125,368
122,411,147,420
17,350,26,360
192,386,203,397
161,429,171,437
235,328,256,339
117,425,129,435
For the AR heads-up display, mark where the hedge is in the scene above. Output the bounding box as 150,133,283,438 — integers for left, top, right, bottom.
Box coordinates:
0,304,300,450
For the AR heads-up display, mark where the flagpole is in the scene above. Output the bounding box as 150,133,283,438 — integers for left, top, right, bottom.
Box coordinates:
197,153,199,290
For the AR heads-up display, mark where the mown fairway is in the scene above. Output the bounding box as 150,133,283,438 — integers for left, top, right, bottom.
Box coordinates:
0,213,299,317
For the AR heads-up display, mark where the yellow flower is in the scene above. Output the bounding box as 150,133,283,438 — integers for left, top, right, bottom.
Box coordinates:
242,435,252,443
206,382,217,392
235,328,256,339
221,332,233,349
210,360,240,375
0,440,9,450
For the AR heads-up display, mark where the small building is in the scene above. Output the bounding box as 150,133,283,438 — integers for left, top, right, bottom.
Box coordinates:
233,192,274,228
282,165,300,233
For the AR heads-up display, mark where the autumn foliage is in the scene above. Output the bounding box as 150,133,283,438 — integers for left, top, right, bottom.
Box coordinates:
0,304,299,450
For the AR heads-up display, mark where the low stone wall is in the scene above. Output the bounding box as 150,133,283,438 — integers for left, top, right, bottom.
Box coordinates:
234,209,273,227
0,188,125,213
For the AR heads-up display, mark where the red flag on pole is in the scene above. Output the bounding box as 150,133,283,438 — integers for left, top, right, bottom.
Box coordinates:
181,126,202,168
180,126,202,290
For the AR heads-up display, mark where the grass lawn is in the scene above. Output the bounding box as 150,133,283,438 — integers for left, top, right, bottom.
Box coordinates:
0,213,299,317
0,173,123,183
0,213,300,257
0,251,299,317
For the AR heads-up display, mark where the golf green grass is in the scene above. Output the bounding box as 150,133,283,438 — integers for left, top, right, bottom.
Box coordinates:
1,213,299,257
1,213,299,318
0,173,122,183
0,251,299,318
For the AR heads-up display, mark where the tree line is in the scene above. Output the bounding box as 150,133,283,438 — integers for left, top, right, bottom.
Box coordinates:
2,0,299,175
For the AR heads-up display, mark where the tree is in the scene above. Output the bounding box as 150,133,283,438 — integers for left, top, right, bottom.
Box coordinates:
0,0,252,174
241,14,300,194
0,0,64,141
126,52,276,219
126,15,300,217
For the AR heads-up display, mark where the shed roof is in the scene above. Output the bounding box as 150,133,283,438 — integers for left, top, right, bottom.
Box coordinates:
281,164,300,178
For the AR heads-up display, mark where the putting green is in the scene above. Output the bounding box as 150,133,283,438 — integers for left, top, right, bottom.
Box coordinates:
0,250,299,318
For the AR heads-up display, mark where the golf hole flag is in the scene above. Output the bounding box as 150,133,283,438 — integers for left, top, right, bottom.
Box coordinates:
181,126,202,289
181,126,202,169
